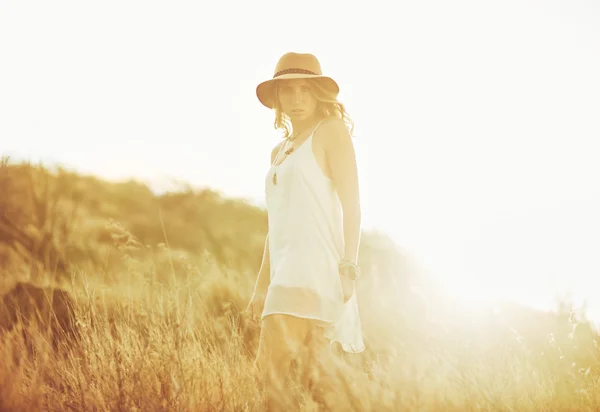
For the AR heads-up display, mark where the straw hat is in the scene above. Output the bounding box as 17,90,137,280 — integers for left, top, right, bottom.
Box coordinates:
256,52,340,109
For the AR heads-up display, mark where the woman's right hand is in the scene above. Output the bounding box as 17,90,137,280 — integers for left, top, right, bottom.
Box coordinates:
245,295,265,322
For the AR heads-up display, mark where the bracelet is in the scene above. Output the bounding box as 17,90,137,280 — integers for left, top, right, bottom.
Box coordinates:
339,260,361,280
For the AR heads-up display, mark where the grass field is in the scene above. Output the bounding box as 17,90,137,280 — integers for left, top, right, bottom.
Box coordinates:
1,260,599,411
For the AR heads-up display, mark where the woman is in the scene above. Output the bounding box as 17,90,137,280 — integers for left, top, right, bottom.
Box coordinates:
247,52,364,409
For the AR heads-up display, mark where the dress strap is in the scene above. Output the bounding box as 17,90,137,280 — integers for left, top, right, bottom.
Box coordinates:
309,118,327,137
271,139,287,167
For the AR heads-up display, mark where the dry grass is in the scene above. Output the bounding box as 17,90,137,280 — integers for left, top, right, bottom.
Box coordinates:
1,259,600,412
0,267,262,412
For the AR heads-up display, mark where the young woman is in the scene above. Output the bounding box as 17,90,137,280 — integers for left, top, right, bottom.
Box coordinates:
247,52,364,409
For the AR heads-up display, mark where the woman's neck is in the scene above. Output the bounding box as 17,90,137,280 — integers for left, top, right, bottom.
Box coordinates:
290,115,321,138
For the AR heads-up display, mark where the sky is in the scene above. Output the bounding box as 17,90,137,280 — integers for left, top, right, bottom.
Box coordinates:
1,0,600,318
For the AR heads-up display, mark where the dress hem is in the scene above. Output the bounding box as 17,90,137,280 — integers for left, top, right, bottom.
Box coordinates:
261,311,333,327
261,311,366,354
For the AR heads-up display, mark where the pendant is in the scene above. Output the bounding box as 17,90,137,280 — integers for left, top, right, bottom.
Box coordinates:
273,172,277,185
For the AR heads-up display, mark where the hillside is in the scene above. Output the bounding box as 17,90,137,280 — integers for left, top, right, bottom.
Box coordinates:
0,157,416,285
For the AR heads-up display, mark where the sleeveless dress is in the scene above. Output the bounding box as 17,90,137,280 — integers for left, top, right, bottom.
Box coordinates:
262,120,365,353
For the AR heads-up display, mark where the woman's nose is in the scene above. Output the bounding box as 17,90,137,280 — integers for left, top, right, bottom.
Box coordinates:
292,89,302,104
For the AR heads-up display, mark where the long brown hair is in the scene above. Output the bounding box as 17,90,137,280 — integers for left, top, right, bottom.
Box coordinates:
272,78,355,139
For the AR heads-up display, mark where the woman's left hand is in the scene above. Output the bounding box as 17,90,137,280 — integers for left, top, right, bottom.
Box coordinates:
339,272,355,303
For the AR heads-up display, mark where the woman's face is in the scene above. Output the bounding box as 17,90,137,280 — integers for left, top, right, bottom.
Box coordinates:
276,79,319,121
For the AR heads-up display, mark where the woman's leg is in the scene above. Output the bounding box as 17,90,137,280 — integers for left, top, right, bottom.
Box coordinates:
301,324,339,407
253,314,312,411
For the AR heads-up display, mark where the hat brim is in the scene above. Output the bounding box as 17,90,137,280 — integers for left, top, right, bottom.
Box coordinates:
256,74,340,109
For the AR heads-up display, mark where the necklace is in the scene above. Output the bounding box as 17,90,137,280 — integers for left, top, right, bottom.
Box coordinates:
271,124,314,185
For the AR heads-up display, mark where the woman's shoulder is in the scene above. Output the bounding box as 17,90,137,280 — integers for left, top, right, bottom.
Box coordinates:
315,117,351,146
318,116,346,130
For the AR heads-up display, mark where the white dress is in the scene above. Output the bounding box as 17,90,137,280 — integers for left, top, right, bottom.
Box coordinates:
262,120,365,353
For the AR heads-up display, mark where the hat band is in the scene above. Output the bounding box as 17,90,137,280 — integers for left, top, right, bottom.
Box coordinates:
273,68,318,78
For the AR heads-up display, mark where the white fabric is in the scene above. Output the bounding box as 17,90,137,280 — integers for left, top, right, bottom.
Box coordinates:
262,120,365,353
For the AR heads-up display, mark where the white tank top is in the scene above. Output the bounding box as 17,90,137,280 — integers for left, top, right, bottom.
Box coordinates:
262,119,364,353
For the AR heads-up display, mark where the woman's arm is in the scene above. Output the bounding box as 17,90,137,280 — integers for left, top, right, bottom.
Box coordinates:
324,118,362,264
250,233,270,300
248,142,281,304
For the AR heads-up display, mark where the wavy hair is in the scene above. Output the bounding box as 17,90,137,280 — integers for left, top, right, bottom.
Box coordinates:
272,78,355,139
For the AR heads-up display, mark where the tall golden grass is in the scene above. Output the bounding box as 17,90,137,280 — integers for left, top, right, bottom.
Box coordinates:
1,257,600,411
